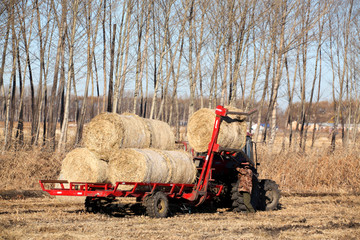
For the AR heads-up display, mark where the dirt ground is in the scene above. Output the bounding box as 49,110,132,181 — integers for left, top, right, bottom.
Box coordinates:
0,194,359,240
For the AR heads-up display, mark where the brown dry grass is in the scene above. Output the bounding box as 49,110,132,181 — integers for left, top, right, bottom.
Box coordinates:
0,195,359,239
0,148,64,190
0,122,78,152
257,133,360,194
1,132,359,195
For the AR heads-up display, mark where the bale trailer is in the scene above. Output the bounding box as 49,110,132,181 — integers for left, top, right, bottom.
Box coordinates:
40,105,280,218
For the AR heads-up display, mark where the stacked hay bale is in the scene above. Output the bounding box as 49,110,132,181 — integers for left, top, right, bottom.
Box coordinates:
82,113,175,159
144,119,176,150
187,107,247,152
60,113,196,186
60,148,108,183
108,149,196,185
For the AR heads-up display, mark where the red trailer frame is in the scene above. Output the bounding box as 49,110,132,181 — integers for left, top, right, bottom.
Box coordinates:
40,105,255,210
39,180,223,200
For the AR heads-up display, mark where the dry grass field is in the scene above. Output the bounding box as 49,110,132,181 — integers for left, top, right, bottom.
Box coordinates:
0,194,359,239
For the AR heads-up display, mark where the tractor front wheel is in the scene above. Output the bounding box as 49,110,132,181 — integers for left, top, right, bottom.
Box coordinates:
260,179,281,211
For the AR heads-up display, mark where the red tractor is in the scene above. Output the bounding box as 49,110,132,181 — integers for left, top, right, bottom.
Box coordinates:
40,105,280,217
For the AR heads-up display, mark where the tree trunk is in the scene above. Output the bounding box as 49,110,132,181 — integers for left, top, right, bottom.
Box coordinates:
107,23,116,112
47,0,67,149
187,0,196,118
132,1,146,114
149,1,172,119
58,0,79,152
3,3,17,151
0,4,11,114
102,0,107,112
75,0,101,145
268,0,287,147
117,1,133,113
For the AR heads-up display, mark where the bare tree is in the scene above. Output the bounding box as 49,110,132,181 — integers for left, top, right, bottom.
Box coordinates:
74,0,102,145
116,0,134,113
330,0,353,150
0,3,12,112
3,0,18,151
58,0,80,152
149,1,173,119
112,0,129,113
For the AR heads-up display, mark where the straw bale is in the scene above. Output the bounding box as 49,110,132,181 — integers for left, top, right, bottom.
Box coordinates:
60,148,108,183
157,150,197,184
82,113,124,157
121,112,137,116
187,107,247,152
55,173,86,202
224,105,247,121
82,112,151,157
119,115,151,149
108,149,196,185
108,149,168,184
145,119,175,150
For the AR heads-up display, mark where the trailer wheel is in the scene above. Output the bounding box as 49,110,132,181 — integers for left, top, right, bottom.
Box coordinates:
259,179,281,211
145,192,169,218
85,197,100,213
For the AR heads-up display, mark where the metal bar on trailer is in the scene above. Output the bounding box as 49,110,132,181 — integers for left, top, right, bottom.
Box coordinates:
150,183,158,194
40,180,68,183
39,181,45,191
169,184,176,194
178,184,185,195
113,182,120,193
85,183,88,196
130,183,138,194
125,183,139,197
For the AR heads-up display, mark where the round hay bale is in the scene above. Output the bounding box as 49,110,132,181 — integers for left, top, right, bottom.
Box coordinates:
145,119,175,150
55,173,86,203
157,150,197,184
119,115,151,149
108,149,169,185
60,148,108,183
187,107,247,152
225,105,247,121
82,112,151,158
108,149,197,185
82,112,124,158
121,112,137,116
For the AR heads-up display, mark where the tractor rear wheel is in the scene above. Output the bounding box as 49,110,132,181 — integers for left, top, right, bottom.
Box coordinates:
231,180,248,212
144,192,169,218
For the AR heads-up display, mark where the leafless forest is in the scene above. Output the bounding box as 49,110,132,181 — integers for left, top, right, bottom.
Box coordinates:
0,0,359,153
